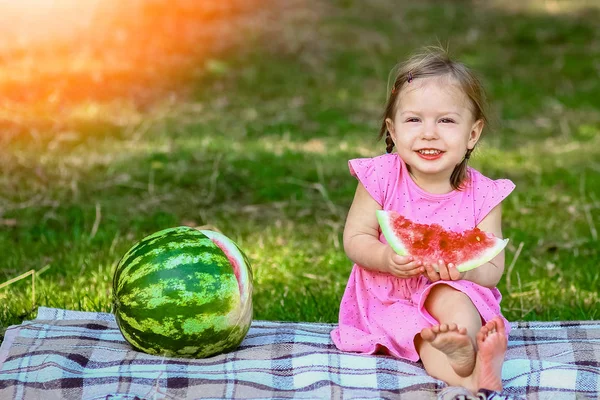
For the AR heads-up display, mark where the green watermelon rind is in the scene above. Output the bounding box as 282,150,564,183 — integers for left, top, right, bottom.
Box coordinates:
112,226,253,359
199,230,253,303
375,210,509,273
453,238,509,272
198,229,253,345
376,210,409,256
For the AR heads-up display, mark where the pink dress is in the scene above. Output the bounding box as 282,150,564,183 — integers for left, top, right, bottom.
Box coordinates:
330,153,515,361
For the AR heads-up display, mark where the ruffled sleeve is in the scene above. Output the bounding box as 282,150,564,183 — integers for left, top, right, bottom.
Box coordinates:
348,158,384,206
472,171,516,224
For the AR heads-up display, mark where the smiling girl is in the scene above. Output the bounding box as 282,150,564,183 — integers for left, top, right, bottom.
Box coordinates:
331,47,515,396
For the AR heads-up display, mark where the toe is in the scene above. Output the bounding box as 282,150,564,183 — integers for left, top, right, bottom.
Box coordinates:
420,327,435,341
485,318,501,336
477,324,489,342
476,330,484,342
479,325,489,336
448,323,458,331
494,317,506,335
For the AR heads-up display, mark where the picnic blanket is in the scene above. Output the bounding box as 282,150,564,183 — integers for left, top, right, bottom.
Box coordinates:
0,308,598,400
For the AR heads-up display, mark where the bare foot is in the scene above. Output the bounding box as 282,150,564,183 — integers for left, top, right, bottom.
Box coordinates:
420,323,475,377
474,316,507,392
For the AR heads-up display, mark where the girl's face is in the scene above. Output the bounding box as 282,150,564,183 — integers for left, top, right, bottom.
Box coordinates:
385,76,483,190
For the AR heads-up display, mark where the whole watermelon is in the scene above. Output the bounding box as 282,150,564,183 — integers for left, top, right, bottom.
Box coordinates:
112,226,253,358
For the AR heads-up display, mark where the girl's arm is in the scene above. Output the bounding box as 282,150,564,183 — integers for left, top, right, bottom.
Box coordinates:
343,183,423,278
462,203,506,288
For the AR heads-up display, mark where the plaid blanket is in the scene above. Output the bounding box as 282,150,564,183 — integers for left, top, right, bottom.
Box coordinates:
0,308,598,400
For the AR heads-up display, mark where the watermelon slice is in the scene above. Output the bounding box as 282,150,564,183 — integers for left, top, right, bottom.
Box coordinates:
376,210,508,273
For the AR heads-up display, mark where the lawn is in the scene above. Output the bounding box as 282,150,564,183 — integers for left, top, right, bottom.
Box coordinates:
1,0,599,343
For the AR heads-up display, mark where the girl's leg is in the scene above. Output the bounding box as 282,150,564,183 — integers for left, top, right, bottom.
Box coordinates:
414,284,484,392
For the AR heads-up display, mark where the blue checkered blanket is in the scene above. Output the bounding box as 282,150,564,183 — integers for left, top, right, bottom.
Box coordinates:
0,307,598,399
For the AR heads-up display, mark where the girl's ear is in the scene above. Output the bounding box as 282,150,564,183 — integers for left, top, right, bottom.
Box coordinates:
385,117,396,141
467,119,484,149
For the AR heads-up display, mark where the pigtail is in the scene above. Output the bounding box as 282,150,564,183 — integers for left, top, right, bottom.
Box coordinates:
378,77,403,153
450,148,473,190
385,132,395,153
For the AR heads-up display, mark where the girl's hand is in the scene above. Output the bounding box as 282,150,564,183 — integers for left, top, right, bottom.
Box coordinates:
383,246,424,278
422,259,464,282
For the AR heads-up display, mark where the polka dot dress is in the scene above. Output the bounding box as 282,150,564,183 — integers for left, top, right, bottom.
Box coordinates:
330,153,515,362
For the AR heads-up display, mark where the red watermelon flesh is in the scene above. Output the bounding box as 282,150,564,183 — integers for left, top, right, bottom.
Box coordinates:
376,210,508,272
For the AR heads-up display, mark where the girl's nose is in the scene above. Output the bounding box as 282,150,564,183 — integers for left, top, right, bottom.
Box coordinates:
421,121,438,139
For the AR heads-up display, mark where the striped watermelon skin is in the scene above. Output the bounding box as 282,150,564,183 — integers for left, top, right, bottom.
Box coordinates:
112,226,253,358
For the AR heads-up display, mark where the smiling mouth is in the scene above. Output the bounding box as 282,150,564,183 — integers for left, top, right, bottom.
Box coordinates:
417,149,443,155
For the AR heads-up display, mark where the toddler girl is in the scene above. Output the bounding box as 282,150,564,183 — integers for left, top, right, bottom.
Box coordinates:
331,47,514,395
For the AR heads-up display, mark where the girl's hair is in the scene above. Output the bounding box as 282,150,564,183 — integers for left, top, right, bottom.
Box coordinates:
379,46,489,190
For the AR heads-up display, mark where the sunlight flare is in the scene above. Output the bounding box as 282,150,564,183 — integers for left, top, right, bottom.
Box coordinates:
0,0,266,129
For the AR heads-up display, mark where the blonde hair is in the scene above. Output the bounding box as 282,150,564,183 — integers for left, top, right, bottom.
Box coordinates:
379,46,489,190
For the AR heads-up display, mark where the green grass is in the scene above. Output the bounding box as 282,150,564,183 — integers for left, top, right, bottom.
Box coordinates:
1,0,600,342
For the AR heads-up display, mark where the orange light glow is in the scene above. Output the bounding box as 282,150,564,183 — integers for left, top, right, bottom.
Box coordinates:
0,0,265,132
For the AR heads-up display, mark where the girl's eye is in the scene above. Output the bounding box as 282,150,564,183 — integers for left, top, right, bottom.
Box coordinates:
440,118,455,123
405,117,420,123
